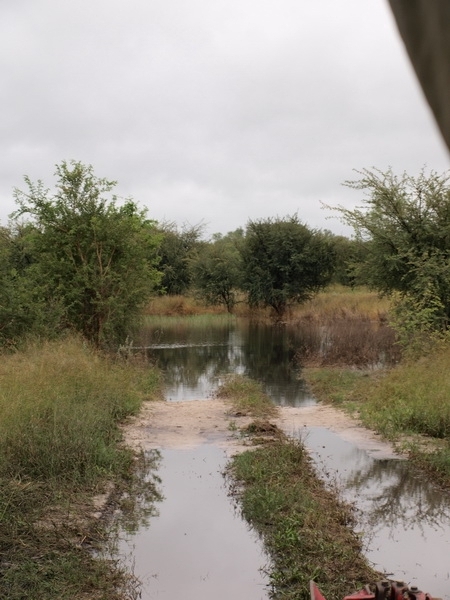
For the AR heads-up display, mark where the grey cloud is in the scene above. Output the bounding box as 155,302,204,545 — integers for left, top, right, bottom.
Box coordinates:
0,0,448,236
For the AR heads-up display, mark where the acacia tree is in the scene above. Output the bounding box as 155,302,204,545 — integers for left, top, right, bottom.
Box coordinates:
0,225,53,344
12,160,162,347
190,233,243,313
240,216,335,318
334,168,450,336
157,222,203,295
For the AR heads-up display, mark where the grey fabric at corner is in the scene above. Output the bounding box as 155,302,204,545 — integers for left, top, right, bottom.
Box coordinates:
388,0,450,153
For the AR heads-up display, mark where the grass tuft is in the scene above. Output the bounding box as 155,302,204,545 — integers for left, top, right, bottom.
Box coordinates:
229,439,379,600
216,374,279,418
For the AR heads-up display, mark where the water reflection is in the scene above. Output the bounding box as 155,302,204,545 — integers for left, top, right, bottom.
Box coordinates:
134,317,450,598
348,459,450,532
303,428,450,599
137,318,313,405
116,450,163,536
115,446,270,600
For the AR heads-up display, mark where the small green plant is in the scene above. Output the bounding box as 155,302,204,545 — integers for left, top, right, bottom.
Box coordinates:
216,374,278,418
229,439,378,599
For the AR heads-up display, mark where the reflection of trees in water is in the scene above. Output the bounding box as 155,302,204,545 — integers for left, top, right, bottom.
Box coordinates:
114,450,163,536
347,459,450,533
138,320,312,405
154,343,236,389
140,322,236,391
239,322,310,405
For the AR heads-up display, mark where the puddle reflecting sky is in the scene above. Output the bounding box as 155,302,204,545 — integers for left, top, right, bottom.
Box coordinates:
303,428,450,600
116,446,270,600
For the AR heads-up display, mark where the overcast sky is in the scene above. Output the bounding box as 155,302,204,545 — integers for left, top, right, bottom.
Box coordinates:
1,0,449,238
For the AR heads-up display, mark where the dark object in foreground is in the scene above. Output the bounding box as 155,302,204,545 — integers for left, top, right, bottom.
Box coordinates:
311,580,441,600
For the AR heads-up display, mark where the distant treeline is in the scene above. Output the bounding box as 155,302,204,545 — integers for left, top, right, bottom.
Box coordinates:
2,161,449,352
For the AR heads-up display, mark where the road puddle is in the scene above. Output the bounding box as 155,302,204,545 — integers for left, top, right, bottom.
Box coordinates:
303,427,450,600
115,445,270,599
119,318,450,599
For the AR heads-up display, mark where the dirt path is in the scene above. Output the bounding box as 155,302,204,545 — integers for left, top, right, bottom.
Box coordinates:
123,398,400,460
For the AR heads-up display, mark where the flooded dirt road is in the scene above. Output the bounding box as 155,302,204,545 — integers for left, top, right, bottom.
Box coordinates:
121,399,269,599
120,397,413,600
114,318,450,600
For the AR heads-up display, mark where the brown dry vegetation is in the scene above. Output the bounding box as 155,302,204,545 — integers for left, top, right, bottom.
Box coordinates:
292,285,391,322
145,285,389,321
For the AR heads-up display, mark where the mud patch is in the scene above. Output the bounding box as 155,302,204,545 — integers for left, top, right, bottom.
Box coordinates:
123,399,400,460
275,403,402,460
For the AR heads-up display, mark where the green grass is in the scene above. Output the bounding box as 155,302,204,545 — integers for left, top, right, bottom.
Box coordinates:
304,344,450,481
216,374,279,419
229,439,379,600
143,312,235,328
302,368,369,407
0,337,160,482
0,336,162,599
359,350,450,439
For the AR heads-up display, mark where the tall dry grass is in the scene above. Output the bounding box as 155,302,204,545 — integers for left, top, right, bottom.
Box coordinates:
0,336,162,599
144,294,226,316
0,336,160,482
294,319,400,367
292,285,391,322
146,286,390,321
289,286,398,367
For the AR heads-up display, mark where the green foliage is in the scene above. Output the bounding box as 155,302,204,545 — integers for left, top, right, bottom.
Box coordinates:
0,225,61,345
230,440,378,599
240,215,336,317
389,289,448,357
334,168,450,341
191,233,243,312
12,160,162,347
216,374,278,418
157,221,203,295
0,336,160,482
329,235,370,287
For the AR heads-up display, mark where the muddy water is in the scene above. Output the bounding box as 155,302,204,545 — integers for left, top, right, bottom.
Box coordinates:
138,318,313,405
119,318,450,600
117,446,269,599
303,428,450,599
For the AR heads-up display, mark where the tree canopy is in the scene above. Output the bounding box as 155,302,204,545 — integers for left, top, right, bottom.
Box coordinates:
240,215,335,318
11,160,162,347
335,168,450,334
157,222,203,295
191,232,243,313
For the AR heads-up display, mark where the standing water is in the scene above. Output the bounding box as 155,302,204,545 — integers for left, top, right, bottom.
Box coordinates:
114,317,450,599
118,446,269,599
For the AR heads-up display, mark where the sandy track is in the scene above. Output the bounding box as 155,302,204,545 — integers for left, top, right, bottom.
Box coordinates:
123,399,400,460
